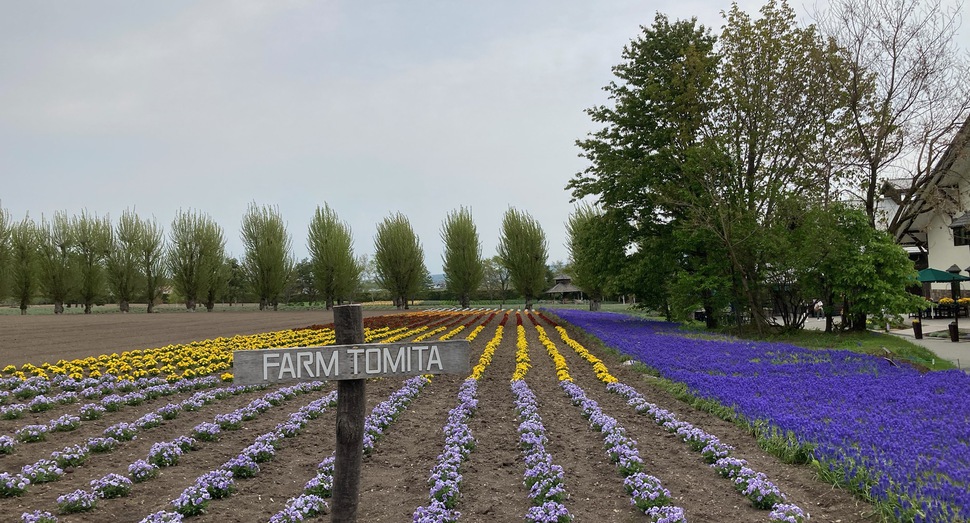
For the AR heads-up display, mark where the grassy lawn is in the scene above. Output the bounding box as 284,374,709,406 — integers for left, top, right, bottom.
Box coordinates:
749,327,956,371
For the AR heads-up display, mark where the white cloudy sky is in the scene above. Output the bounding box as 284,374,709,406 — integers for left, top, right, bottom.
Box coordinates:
1,1,967,274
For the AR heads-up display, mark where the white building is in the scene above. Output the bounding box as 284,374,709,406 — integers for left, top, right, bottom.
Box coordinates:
881,117,970,299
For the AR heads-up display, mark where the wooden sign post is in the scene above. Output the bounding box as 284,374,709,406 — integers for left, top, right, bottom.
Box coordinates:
231,304,471,522
333,305,365,523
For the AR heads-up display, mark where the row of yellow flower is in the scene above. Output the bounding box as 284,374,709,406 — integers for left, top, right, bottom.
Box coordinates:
413,325,449,342
4,309,498,385
534,322,572,383
413,311,470,341
365,326,396,342
511,317,530,382
5,326,341,383
439,313,481,341
469,314,506,381
362,310,440,344
553,325,617,384
414,309,496,383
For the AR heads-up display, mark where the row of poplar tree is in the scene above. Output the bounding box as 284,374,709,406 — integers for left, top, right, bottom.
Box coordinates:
0,203,552,314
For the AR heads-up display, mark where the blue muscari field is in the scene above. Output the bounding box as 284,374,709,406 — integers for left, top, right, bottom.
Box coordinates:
552,309,970,523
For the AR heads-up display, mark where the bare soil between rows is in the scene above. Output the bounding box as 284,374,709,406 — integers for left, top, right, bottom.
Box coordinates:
0,309,873,522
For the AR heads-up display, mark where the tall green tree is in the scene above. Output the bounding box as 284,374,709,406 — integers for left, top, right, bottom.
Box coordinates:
71,211,112,314
373,212,427,309
168,210,224,311
570,3,854,332
240,203,294,311
440,207,483,309
307,204,363,310
137,215,166,313
567,13,720,323
204,252,231,311
566,203,624,311
37,212,75,314
568,14,717,234
690,0,853,332
106,209,142,312
497,208,548,310
10,216,39,315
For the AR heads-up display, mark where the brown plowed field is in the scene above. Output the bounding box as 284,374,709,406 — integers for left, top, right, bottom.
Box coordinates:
0,309,394,367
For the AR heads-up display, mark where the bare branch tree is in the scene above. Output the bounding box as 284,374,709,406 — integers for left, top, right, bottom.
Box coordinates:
817,0,970,235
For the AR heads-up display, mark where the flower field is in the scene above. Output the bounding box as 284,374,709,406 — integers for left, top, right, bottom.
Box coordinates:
554,308,970,523
0,309,869,522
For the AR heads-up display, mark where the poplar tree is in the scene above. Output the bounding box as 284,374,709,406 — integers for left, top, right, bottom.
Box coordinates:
37,212,75,314
497,208,548,310
168,210,224,310
373,212,427,309
440,207,483,309
72,211,112,314
307,204,362,310
240,203,294,311
106,209,141,312
10,216,38,315
137,215,166,313
204,253,231,311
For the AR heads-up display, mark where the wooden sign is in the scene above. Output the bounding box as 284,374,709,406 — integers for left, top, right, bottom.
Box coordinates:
232,340,471,386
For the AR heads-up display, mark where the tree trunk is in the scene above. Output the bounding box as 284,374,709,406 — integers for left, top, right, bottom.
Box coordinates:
186,299,196,311
704,303,719,329
326,297,334,310
20,302,27,315
460,294,469,309
589,299,601,311
259,298,267,311
273,301,279,311
702,290,719,329
525,297,533,310
850,312,867,332
84,302,93,314
119,300,130,313
54,301,64,314
147,300,155,314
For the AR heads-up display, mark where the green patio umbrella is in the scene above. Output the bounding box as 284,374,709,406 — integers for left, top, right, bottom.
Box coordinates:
917,267,970,282
917,267,970,341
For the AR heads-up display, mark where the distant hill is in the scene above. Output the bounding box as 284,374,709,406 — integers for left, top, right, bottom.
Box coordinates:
430,274,445,288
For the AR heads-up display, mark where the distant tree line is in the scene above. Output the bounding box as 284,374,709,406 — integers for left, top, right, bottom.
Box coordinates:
0,203,557,314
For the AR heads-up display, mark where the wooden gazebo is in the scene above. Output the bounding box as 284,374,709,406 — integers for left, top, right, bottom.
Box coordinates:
545,275,584,303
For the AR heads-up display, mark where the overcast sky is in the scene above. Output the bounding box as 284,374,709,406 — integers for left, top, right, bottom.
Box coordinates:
2,1,967,274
